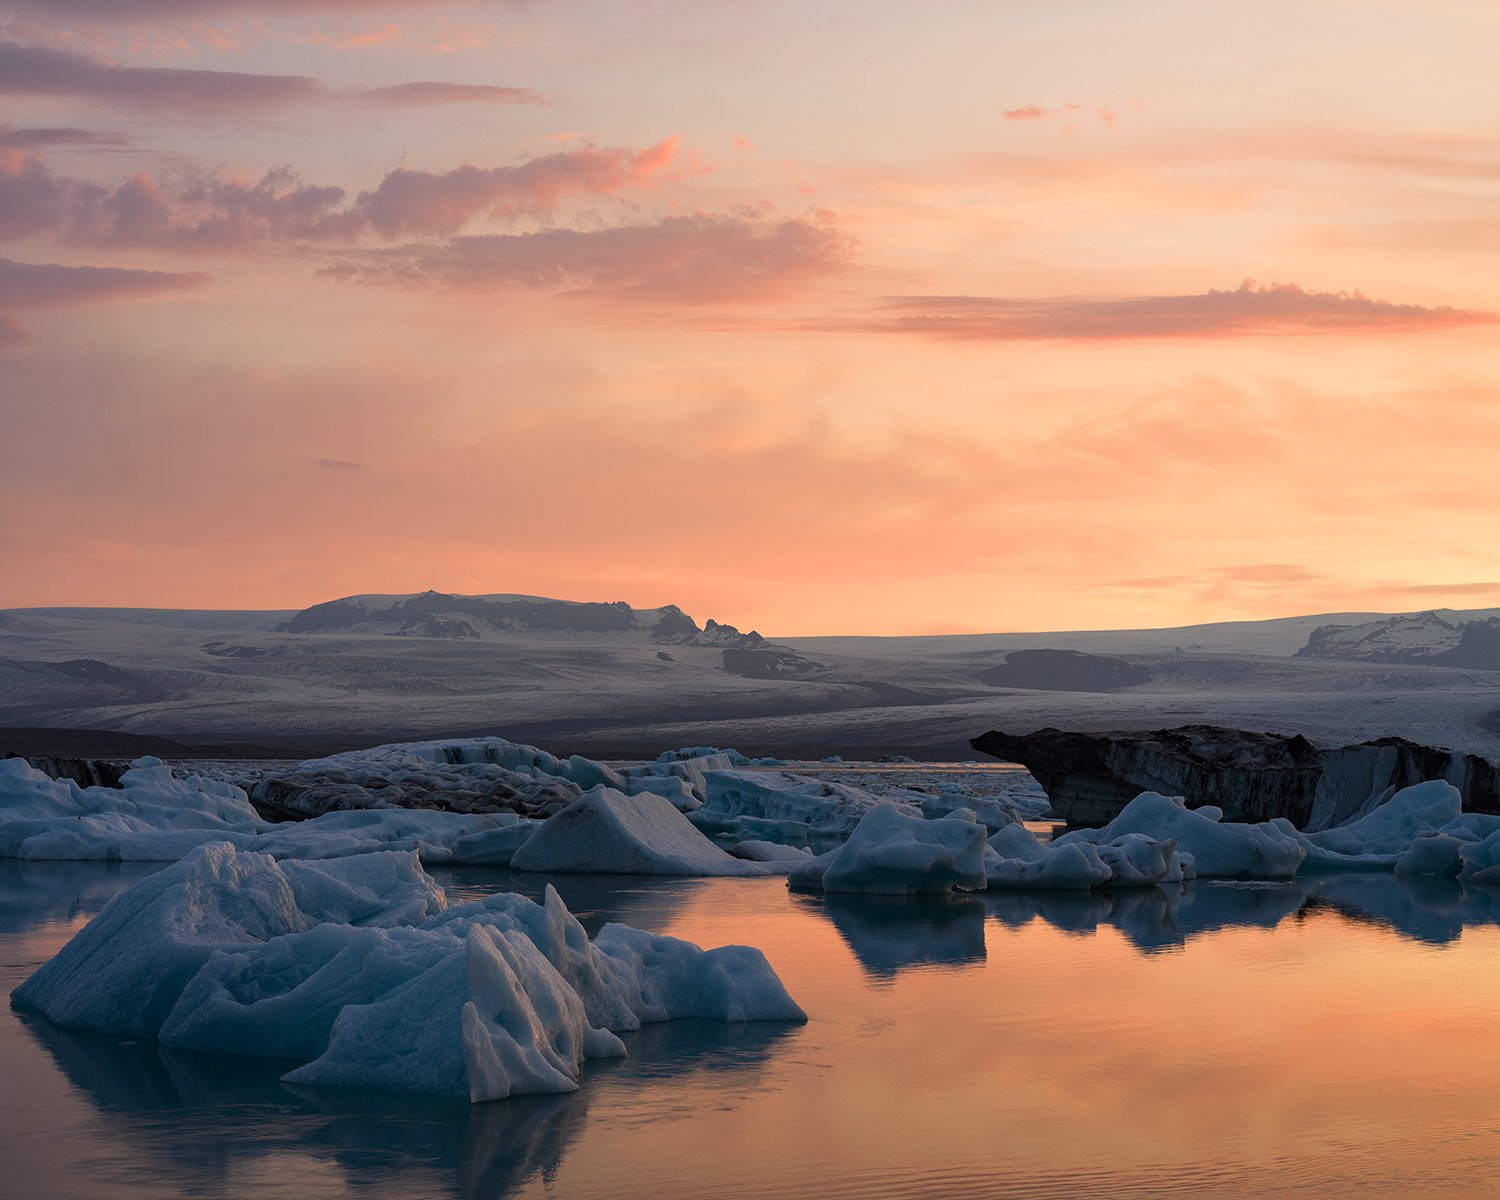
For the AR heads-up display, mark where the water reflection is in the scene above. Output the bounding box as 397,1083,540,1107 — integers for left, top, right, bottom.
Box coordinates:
803,875,1500,974
0,859,162,935
1309,874,1500,946
21,1009,797,1199
790,892,987,978
426,865,697,936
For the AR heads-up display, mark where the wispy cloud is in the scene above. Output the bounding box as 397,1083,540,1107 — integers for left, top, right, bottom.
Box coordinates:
832,282,1497,341
1003,101,1125,126
0,122,129,149
0,39,538,113
0,255,208,343
360,81,543,107
7,0,467,16
0,39,320,111
321,213,854,301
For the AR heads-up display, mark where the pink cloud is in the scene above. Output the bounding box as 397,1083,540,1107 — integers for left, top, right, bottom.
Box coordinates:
347,138,686,237
838,282,1497,340
360,81,544,107
321,213,853,301
1,140,688,250
9,1,467,15
1003,102,1122,128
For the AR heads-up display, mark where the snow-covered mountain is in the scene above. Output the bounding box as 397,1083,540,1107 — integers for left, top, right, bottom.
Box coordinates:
1296,612,1500,668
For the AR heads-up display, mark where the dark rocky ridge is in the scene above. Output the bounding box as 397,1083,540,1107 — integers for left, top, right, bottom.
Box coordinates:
972,725,1500,829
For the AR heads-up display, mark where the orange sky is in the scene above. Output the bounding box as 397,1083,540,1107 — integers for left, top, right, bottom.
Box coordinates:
3,0,1499,634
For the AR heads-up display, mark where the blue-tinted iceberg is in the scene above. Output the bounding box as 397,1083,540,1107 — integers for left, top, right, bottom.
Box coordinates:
1056,792,1306,880
788,803,988,895
510,787,785,876
12,843,805,1103
983,823,1191,890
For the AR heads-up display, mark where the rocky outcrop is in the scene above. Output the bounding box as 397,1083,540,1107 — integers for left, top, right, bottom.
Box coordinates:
970,725,1500,830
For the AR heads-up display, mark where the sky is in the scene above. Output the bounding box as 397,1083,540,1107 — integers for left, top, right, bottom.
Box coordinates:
2,0,1498,635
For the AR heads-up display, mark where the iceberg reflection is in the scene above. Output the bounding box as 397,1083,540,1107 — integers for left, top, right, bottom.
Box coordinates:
791,891,987,978
799,872,1500,969
20,1010,797,1199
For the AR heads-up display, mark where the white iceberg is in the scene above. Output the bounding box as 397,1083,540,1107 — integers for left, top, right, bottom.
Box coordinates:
919,790,1019,833
983,824,1114,890
0,755,524,865
0,756,263,862
982,824,1191,890
787,803,987,895
1056,792,1306,880
13,843,806,1103
510,786,784,877
1295,780,1464,869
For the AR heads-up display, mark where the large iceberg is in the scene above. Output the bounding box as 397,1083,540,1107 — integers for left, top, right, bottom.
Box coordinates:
983,823,1191,890
1055,792,1307,880
1295,780,1464,869
0,756,525,865
511,787,784,877
246,737,726,819
0,756,265,862
787,803,988,895
12,843,805,1103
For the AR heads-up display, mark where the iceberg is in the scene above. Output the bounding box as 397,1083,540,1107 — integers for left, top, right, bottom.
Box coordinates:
787,803,988,895
13,843,805,1103
0,756,263,862
0,755,526,865
982,824,1191,890
696,769,919,837
246,737,729,820
1295,780,1464,869
1056,792,1306,880
510,786,785,877
983,824,1114,890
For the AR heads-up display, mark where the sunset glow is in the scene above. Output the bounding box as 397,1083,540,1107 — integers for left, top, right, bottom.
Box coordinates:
4,0,1498,632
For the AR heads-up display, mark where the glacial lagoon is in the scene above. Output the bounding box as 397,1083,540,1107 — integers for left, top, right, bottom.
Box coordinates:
5,857,1500,1200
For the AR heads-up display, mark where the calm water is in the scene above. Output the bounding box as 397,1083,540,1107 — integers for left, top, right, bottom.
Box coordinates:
4,860,1500,1199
